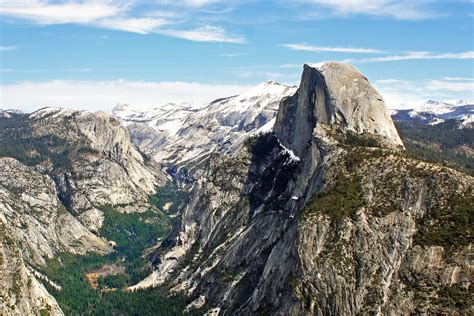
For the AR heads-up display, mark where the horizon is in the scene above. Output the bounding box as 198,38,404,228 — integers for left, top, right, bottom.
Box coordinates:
1,0,473,112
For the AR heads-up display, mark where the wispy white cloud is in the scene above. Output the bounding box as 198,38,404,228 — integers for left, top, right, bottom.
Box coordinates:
278,51,474,68
99,17,171,34
0,0,244,42
160,25,245,43
426,79,474,92
283,43,385,54
220,52,248,57
278,64,301,68
0,46,17,51
145,10,178,18
237,71,288,79
154,0,221,8
443,77,474,81
343,51,474,63
0,79,252,112
0,0,127,24
307,0,441,20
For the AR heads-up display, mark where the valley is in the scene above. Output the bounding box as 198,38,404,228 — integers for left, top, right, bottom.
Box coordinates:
38,191,190,315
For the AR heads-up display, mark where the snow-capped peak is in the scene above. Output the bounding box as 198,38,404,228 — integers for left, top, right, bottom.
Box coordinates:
264,80,277,85
415,100,455,115
211,80,296,116
391,99,474,127
0,109,23,118
29,107,79,119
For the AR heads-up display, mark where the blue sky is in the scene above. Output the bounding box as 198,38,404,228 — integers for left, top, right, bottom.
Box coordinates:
1,0,473,112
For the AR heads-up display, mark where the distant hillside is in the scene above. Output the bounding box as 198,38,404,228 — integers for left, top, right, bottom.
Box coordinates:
395,119,474,175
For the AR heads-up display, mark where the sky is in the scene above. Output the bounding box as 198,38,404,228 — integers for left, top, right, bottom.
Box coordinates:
0,0,473,112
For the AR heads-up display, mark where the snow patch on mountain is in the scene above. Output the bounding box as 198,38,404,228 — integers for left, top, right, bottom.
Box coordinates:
113,103,201,137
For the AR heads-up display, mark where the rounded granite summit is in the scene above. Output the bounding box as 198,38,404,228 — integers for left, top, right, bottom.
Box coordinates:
318,62,404,146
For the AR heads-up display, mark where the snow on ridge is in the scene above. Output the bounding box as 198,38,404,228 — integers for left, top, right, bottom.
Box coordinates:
277,138,300,163
0,109,24,118
207,80,297,115
416,100,455,115
391,99,473,128
113,80,296,124
395,99,472,113
253,117,276,135
113,102,201,137
112,80,298,168
29,107,81,120
113,102,198,120
388,109,399,116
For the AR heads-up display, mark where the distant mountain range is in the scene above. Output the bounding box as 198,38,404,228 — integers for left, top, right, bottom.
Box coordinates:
390,100,473,128
112,80,298,172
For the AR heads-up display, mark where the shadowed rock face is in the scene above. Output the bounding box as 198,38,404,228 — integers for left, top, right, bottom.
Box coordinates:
275,63,403,158
274,65,332,158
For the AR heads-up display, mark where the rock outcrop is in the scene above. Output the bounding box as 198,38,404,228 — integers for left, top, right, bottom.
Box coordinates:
0,220,63,316
0,157,112,265
28,108,166,212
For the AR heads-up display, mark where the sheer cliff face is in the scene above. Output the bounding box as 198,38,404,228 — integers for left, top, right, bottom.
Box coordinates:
274,64,331,158
140,64,472,315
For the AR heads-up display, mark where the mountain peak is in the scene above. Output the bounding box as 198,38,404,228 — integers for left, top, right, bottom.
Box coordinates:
263,80,278,85
274,63,403,156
